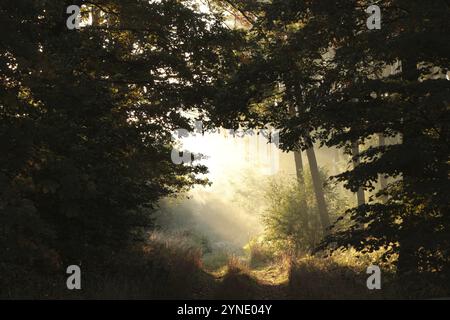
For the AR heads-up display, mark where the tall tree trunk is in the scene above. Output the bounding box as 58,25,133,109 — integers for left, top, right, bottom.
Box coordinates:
305,146,331,233
288,104,330,234
397,58,420,276
332,147,341,175
352,142,365,206
289,104,306,186
293,150,305,185
288,105,311,239
378,134,388,203
293,150,309,222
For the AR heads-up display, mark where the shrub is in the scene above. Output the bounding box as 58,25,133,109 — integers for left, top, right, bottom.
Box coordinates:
262,170,350,255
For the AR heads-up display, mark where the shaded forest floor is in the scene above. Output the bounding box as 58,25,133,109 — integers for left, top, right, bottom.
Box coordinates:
195,260,291,300
3,234,449,300
194,256,385,300
195,255,449,300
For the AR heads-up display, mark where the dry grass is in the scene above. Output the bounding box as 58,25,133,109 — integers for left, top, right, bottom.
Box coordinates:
2,231,209,299
284,249,403,299
226,255,249,273
213,255,256,299
84,232,205,299
212,249,403,300
247,241,275,268
5,235,448,299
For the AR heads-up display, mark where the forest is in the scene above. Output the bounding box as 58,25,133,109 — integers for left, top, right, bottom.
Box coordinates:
0,0,449,300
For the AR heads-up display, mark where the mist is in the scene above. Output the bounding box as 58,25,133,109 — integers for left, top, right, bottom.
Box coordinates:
155,128,359,252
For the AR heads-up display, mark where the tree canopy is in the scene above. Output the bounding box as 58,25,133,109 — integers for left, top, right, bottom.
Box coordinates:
0,0,239,268
1,0,449,298
211,0,450,277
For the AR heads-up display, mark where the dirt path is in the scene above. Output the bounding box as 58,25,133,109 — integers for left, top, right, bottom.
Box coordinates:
195,262,291,299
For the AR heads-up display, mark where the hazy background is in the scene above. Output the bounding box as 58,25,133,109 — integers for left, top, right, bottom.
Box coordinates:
155,129,354,251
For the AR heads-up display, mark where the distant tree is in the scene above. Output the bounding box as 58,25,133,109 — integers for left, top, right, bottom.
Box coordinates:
211,0,332,234
351,143,365,207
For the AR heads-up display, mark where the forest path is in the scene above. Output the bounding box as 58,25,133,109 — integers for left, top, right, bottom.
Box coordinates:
195,261,291,299
249,264,290,299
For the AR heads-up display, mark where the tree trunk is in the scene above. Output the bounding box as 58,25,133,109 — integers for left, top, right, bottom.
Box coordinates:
293,150,309,226
397,57,420,276
378,134,388,203
288,104,329,233
293,150,305,185
397,231,419,276
305,146,331,233
332,147,341,176
289,105,308,215
352,142,365,206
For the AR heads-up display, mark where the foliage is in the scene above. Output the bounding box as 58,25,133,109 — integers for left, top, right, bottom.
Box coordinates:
213,0,450,279
0,0,239,279
2,0,449,298
1,232,206,299
244,237,275,268
262,170,350,255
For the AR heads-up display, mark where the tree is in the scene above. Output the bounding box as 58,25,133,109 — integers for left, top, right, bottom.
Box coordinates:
212,0,450,279
305,0,449,278
377,134,388,204
351,142,365,206
305,147,331,232
211,0,332,234
0,0,238,272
